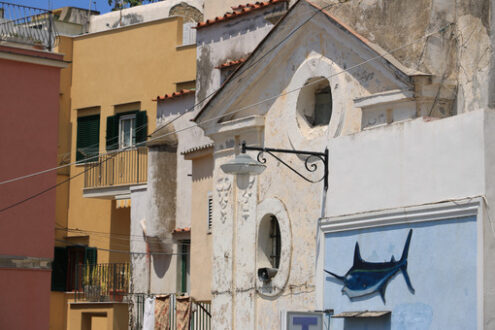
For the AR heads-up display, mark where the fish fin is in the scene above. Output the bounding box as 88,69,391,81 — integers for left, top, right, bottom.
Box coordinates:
353,242,363,266
379,286,386,303
390,256,396,262
401,263,415,294
400,229,413,263
324,269,344,281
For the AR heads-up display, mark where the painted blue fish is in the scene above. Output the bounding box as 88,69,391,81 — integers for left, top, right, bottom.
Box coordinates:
325,229,415,303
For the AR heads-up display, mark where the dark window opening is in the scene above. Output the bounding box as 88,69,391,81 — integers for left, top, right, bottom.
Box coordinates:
51,245,97,292
178,240,190,293
270,216,281,269
311,86,332,126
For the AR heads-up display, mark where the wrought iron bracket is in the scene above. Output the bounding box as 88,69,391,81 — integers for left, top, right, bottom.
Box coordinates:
241,141,329,191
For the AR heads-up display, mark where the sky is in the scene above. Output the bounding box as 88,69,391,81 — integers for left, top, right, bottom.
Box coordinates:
16,0,114,14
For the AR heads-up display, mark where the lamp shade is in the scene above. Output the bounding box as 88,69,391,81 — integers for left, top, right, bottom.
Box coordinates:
220,153,266,176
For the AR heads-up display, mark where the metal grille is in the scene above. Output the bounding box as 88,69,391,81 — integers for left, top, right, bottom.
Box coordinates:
0,1,57,50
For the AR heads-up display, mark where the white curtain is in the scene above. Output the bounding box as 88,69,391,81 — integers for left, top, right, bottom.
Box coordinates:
142,297,156,330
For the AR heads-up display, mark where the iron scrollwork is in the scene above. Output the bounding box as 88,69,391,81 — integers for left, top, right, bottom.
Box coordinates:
242,142,329,191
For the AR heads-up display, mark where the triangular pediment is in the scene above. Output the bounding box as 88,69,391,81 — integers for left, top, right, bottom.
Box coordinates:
195,0,421,130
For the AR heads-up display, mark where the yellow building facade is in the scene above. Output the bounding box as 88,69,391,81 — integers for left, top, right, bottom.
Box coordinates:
50,16,197,330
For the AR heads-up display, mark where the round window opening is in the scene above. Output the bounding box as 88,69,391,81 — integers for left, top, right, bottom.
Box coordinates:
257,214,281,282
296,77,332,129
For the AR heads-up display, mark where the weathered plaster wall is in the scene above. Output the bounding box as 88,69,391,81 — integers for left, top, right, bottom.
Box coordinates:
199,1,495,328
195,4,282,108
89,0,203,32
322,0,490,114
157,94,211,230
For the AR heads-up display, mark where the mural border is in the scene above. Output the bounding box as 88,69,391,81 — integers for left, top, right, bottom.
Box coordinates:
315,197,484,327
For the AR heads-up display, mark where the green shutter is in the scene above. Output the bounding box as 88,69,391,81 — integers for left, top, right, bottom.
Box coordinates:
135,110,148,144
106,115,119,151
84,247,97,265
76,115,100,162
51,247,67,292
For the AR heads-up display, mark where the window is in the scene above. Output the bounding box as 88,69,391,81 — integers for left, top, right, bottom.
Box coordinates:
269,216,281,268
178,240,190,293
182,22,196,45
119,114,136,148
313,86,332,126
106,110,147,150
51,246,97,292
207,192,213,233
296,77,332,129
258,215,282,269
76,115,100,162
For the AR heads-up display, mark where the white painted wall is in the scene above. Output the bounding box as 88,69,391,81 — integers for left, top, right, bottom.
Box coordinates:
195,4,283,109
326,110,486,218
89,0,203,33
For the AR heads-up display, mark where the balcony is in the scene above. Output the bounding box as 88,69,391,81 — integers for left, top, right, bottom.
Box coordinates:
83,147,147,199
74,263,130,303
0,2,57,50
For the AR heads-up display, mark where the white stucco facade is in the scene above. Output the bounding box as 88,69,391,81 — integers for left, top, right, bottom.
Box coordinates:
194,0,495,329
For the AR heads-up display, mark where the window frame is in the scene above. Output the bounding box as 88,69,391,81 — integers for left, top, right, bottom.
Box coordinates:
118,113,136,149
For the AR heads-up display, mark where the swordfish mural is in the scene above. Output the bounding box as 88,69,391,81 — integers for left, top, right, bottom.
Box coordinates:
325,229,415,303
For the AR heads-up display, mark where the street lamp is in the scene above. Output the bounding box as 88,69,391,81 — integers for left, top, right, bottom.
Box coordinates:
221,142,329,191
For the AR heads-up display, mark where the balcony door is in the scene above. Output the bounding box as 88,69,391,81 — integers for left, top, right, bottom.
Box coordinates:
119,114,136,149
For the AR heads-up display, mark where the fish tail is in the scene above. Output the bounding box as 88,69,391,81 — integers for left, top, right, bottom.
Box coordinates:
400,229,413,263
400,263,415,294
400,229,415,294
324,269,344,281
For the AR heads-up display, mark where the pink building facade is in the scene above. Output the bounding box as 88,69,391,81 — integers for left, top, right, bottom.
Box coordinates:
0,44,65,330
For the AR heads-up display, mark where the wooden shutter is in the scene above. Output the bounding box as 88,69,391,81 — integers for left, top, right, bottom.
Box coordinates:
135,110,148,144
51,247,67,292
76,115,100,161
84,247,97,265
106,115,119,150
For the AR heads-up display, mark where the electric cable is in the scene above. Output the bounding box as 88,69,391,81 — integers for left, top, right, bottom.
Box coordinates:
56,226,191,244
55,239,188,255
0,1,337,186
0,152,115,213
0,23,451,206
151,1,339,136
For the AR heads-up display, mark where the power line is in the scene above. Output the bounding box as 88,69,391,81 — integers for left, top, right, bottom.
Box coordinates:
151,2,338,136
0,2,337,187
55,239,188,255
0,23,451,195
56,226,191,244
0,153,115,213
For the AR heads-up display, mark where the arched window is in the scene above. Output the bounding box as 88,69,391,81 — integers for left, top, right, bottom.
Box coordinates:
258,214,281,269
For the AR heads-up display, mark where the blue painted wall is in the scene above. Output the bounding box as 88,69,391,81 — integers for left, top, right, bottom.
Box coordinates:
323,217,477,330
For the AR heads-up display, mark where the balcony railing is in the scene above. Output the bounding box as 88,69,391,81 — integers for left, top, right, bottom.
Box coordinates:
74,263,130,302
0,2,57,50
84,147,147,189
